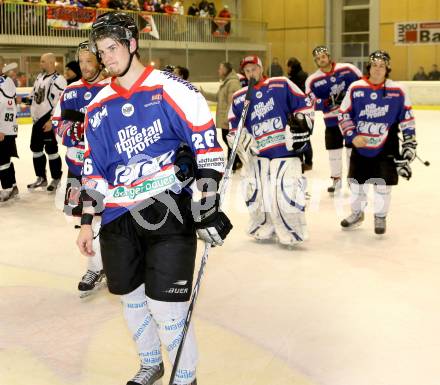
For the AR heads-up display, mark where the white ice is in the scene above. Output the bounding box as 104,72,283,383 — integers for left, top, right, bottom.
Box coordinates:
0,110,439,385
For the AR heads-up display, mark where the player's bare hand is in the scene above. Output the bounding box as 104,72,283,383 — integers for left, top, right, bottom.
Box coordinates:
0,133,5,142
42,120,52,132
77,225,95,257
352,135,368,148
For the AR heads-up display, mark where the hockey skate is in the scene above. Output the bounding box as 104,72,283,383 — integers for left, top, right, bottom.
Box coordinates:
78,269,106,298
27,176,47,189
127,362,164,385
374,215,386,235
47,178,61,192
341,211,364,229
0,186,19,202
327,177,342,195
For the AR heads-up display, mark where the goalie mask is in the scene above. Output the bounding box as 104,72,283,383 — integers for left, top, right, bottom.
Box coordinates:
89,12,139,77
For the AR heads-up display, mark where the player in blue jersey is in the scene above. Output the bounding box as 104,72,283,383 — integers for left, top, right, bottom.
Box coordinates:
228,55,314,248
338,50,417,235
306,46,362,194
75,12,231,385
53,41,110,297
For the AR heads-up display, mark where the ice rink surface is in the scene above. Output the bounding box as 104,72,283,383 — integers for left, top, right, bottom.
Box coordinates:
1,110,439,385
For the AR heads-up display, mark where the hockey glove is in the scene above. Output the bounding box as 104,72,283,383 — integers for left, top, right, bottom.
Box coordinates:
226,130,259,156
401,134,417,163
394,158,412,180
285,112,311,153
193,193,232,246
69,121,85,142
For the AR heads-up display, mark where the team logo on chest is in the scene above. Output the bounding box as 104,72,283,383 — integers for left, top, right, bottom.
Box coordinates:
256,91,262,99
84,91,92,101
122,103,135,117
330,76,336,83
370,92,378,100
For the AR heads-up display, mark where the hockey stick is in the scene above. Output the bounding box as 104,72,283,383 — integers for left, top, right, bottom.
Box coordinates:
168,77,257,385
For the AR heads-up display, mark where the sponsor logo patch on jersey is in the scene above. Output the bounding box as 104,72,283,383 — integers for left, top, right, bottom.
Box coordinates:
251,97,275,120
115,119,163,158
353,90,365,98
359,103,389,119
64,90,78,101
122,103,134,117
89,105,108,129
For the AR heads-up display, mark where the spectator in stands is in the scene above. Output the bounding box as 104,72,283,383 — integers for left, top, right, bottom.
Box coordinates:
173,65,189,80
207,1,216,17
413,66,428,81
287,57,308,92
200,62,242,171
64,60,81,85
218,4,231,33
428,64,440,80
198,0,208,11
187,2,199,16
270,57,283,76
17,72,27,87
199,4,209,17
218,5,231,18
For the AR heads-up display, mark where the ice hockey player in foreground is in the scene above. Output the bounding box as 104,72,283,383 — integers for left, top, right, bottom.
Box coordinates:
228,55,314,248
76,12,232,385
306,46,362,195
53,41,110,297
338,50,417,235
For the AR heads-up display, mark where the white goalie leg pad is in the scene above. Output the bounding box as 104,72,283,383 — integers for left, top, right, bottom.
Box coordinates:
88,217,103,271
349,182,368,213
328,148,343,179
121,285,162,366
241,156,274,240
373,184,391,217
269,157,308,246
147,297,198,385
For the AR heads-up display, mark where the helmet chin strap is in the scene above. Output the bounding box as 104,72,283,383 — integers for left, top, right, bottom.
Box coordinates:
116,45,135,78
85,68,101,83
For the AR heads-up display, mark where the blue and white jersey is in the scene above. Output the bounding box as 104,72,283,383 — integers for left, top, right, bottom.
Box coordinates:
306,62,362,128
228,77,314,159
82,66,225,225
53,78,110,176
30,72,66,122
338,77,416,158
0,75,17,136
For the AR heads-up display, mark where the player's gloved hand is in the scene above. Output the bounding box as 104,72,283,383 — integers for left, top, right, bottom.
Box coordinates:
285,112,311,152
226,130,259,156
394,158,412,180
401,133,417,163
325,92,346,109
193,193,232,246
69,121,85,142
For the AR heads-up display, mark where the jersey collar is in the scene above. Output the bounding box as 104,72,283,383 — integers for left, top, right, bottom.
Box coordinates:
110,66,154,99
363,76,386,90
321,62,336,76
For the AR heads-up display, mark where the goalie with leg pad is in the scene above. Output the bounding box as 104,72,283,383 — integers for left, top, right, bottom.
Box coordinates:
229,55,313,247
